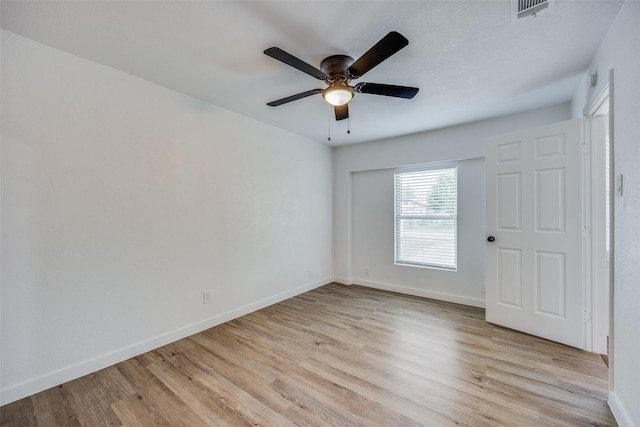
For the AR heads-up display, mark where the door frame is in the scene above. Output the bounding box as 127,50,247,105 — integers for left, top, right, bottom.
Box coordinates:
584,83,611,355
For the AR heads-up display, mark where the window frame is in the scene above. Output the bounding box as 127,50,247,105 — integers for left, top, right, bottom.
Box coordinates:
393,164,458,271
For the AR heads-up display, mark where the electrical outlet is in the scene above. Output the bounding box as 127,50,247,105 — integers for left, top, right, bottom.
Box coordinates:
203,290,213,304
364,267,369,276
308,270,314,279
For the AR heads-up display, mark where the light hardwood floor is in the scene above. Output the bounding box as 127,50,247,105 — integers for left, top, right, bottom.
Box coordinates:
1,283,615,426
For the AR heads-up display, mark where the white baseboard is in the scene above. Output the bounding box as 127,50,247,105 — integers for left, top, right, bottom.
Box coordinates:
1,277,333,406
332,276,352,285
347,277,485,308
609,391,635,427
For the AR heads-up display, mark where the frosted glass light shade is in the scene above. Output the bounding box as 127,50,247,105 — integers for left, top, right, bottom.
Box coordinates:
322,84,353,106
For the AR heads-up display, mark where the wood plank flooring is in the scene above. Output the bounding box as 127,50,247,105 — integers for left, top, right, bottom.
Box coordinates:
1,283,616,426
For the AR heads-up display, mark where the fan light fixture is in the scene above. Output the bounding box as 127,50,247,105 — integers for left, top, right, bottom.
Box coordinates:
264,31,419,121
322,82,353,106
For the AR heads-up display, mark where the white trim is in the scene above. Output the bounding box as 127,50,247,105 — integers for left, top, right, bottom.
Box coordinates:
0,277,333,406
351,278,485,308
608,391,634,427
394,166,458,270
582,117,594,352
607,68,615,396
332,276,353,285
587,115,610,355
584,83,610,117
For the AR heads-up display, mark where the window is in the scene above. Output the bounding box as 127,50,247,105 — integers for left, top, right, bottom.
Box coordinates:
394,166,457,270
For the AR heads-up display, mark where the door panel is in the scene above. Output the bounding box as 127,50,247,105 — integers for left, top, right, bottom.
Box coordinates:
498,173,522,230
497,248,522,307
486,119,584,349
536,168,565,232
535,251,565,318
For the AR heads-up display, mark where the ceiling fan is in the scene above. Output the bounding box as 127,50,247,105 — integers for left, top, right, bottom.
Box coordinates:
264,31,419,121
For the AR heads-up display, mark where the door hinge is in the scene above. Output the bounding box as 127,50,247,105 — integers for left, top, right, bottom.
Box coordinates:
583,227,592,238
583,311,592,323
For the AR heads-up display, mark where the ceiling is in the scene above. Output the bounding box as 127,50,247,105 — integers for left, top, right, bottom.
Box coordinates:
1,1,624,146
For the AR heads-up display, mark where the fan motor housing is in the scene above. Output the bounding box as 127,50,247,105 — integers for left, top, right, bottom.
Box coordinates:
320,55,354,78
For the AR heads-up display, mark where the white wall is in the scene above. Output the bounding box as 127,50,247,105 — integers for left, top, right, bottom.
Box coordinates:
0,30,333,405
572,2,640,425
350,159,485,306
333,102,571,305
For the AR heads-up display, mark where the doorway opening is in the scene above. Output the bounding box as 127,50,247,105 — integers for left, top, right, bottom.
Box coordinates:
585,85,611,358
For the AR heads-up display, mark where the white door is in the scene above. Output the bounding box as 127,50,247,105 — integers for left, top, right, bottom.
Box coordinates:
485,119,584,349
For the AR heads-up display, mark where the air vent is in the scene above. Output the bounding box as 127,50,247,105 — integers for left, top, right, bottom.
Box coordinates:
512,0,555,21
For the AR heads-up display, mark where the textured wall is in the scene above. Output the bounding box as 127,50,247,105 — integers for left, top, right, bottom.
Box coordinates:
333,102,571,304
348,158,485,306
575,2,640,425
1,30,333,405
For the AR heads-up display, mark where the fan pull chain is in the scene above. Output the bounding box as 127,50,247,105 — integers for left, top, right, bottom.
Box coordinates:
347,116,351,134
328,105,332,142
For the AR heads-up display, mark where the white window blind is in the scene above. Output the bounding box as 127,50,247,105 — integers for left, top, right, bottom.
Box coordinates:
394,167,457,270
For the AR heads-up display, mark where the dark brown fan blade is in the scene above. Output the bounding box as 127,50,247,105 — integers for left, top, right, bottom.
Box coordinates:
264,47,327,80
267,89,323,107
334,103,349,121
347,32,409,79
355,82,419,99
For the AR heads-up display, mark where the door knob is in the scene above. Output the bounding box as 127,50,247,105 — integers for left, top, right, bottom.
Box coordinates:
487,236,495,242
